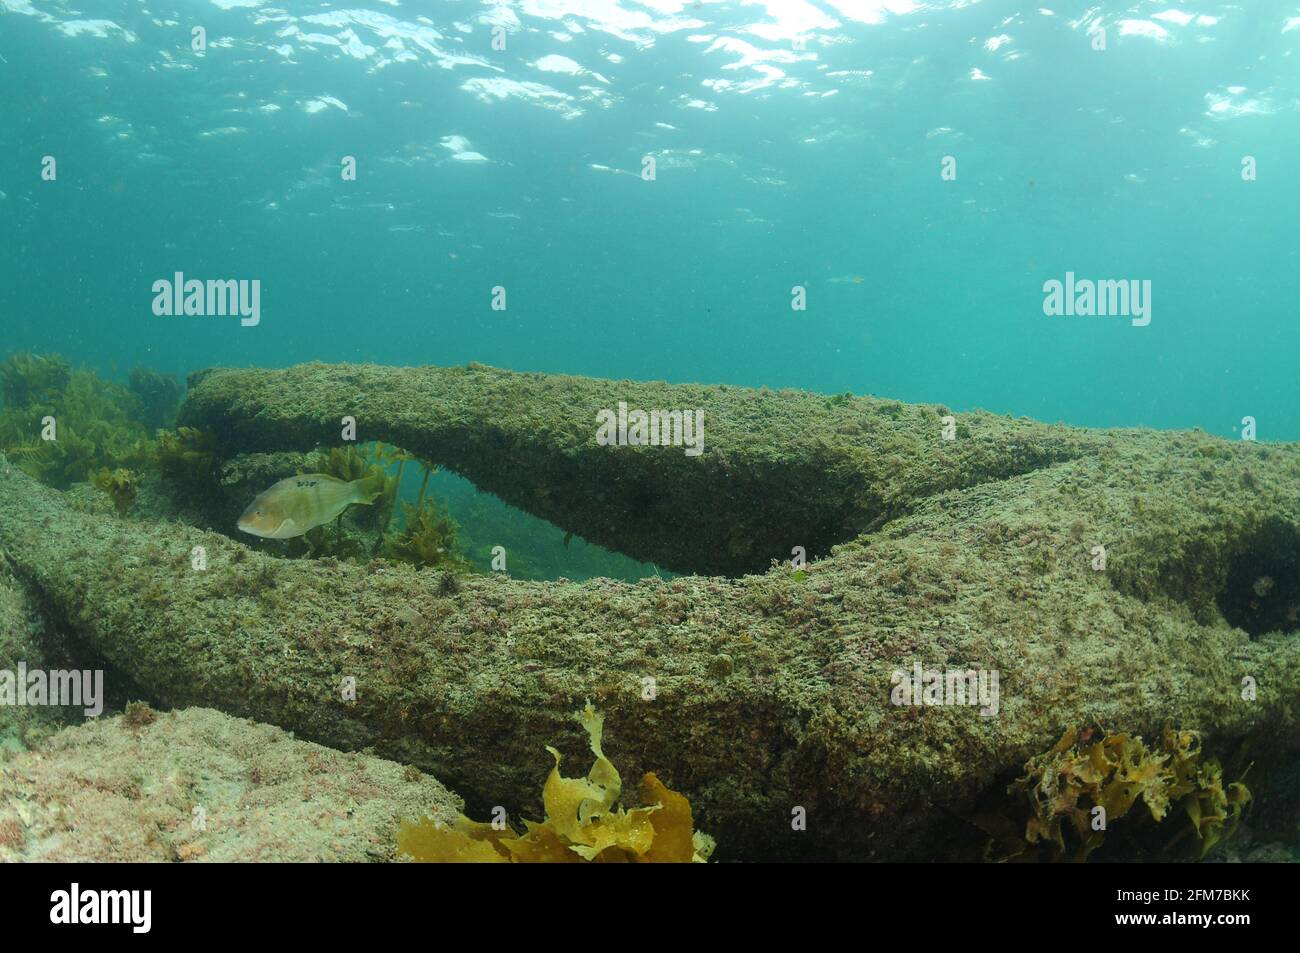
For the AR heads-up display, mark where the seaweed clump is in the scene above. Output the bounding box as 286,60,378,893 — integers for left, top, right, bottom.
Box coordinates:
396,703,715,863
987,727,1250,862
0,351,71,407
0,352,153,488
121,700,157,729
383,499,469,572
152,427,220,495
90,468,139,515
314,445,377,484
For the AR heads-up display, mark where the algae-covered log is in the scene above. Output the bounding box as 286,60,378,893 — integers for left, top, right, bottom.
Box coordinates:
3,375,1300,859
178,362,1110,576
0,707,459,862
0,566,72,749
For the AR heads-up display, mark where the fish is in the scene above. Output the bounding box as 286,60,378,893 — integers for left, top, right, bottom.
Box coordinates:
237,472,385,539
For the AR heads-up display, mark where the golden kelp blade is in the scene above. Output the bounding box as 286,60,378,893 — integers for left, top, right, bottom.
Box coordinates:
567,808,658,861
395,816,510,863
396,702,714,863
578,701,622,812
502,820,580,864
638,773,697,863
541,702,621,842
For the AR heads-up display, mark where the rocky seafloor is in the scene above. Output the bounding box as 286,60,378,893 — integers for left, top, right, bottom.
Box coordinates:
1,361,1298,862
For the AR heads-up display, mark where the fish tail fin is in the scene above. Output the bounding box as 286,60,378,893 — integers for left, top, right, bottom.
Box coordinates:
353,471,388,505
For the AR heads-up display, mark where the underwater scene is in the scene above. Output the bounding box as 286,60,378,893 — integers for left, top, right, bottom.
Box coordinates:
1,0,1298,871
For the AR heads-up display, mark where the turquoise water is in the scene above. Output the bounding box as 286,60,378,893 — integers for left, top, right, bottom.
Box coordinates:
2,0,1298,436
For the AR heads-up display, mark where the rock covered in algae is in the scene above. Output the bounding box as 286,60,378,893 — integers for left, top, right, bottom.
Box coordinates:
4,358,1300,860
0,706,459,862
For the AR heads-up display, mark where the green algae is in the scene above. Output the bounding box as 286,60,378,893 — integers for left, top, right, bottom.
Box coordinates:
0,353,177,492
5,426,104,489
0,351,71,408
0,373,150,489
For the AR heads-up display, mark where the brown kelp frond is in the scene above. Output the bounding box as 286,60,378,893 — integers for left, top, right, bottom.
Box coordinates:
90,467,140,515
983,728,1251,862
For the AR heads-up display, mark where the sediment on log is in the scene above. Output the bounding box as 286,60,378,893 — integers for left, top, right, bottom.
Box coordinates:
3,363,1300,859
